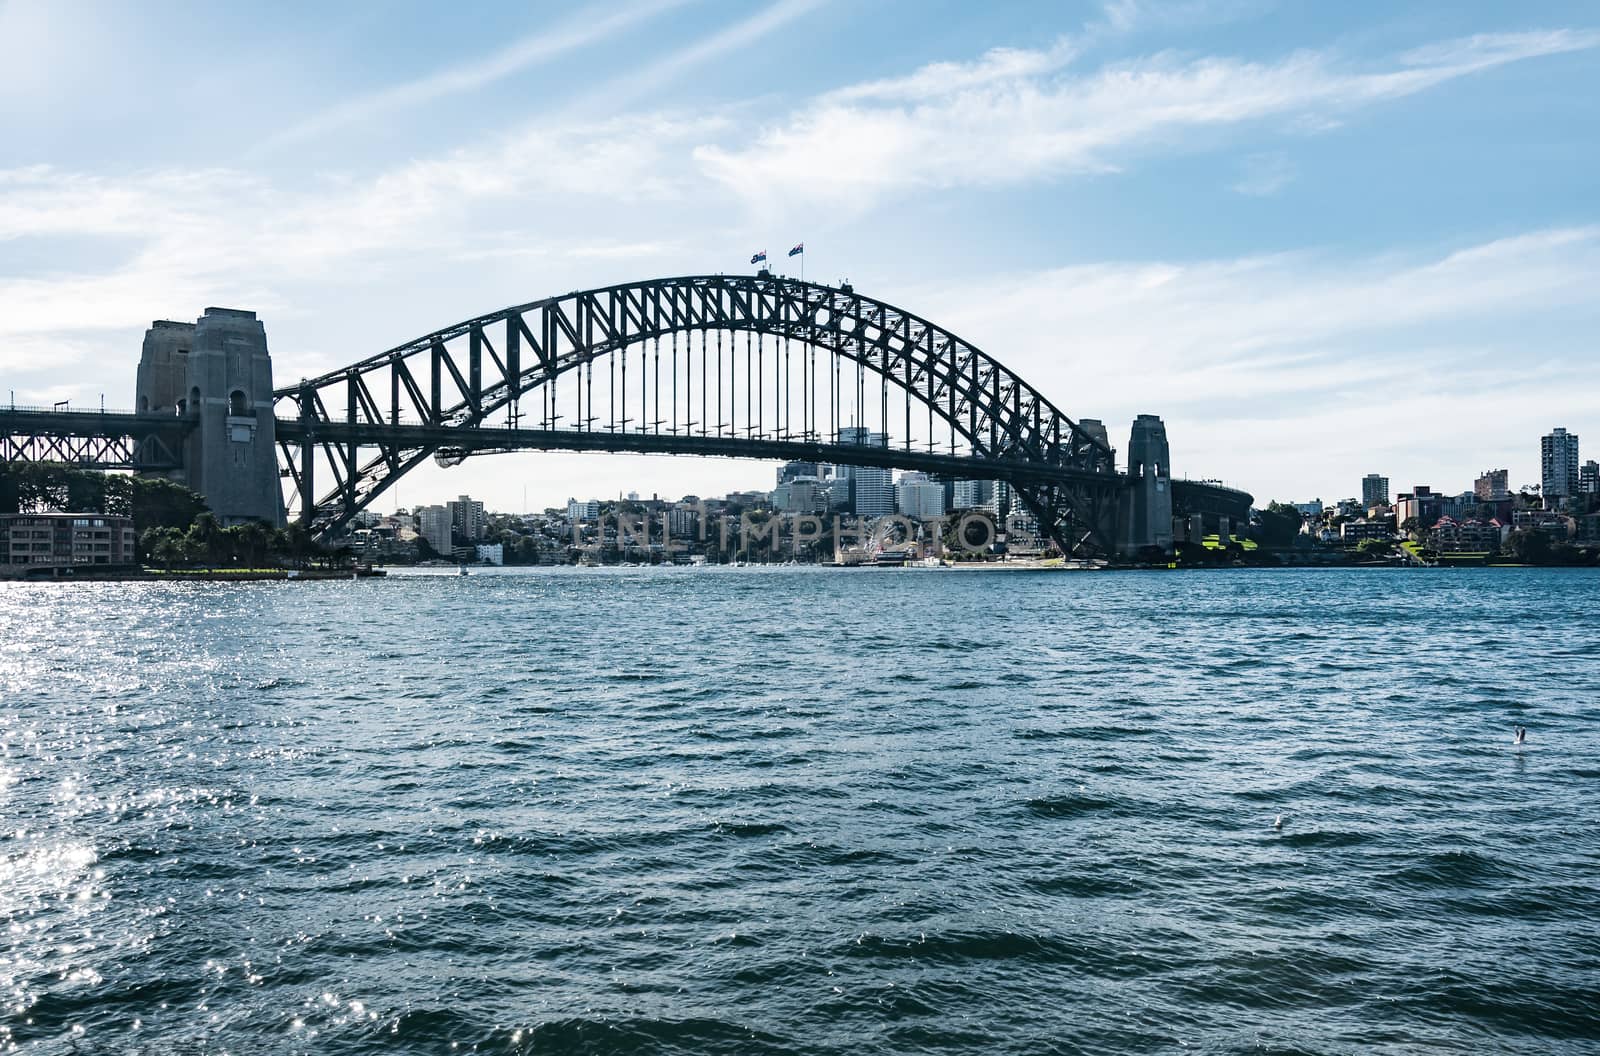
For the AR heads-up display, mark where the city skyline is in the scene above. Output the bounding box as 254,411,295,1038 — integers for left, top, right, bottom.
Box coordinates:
383,423,1588,518
3,1,1597,509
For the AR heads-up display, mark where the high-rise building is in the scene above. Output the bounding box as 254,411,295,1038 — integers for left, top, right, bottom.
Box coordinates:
1361,473,1389,509
1581,460,1600,495
895,472,945,520
1541,428,1580,502
852,466,895,516
417,505,452,556
567,498,600,522
776,461,819,485
448,494,487,542
836,426,894,516
952,480,996,510
772,477,827,514
1474,469,1509,502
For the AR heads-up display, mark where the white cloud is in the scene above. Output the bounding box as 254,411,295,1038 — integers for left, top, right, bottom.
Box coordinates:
695,29,1600,209
901,227,1600,499
824,38,1079,105
256,0,692,152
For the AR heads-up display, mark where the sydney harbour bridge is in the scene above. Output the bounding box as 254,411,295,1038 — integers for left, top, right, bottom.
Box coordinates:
0,272,1250,557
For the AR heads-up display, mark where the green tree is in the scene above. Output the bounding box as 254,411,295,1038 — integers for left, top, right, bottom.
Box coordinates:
140,526,186,568
279,523,319,568
184,513,225,565
120,476,208,531
1256,502,1304,548
1356,538,1394,559
230,521,273,567
1504,529,1552,565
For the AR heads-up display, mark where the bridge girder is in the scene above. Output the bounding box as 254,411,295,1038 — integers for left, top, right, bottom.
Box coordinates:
0,409,189,470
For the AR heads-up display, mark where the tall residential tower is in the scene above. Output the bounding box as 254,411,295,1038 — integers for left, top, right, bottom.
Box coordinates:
1541,428,1580,504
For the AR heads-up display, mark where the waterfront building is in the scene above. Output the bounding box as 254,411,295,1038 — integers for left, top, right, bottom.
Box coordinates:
1394,486,1440,530
1438,491,1480,522
895,473,946,520
474,542,504,566
566,498,600,522
1541,427,1580,503
1474,469,1510,502
772,477,828,514
1428,517,1505,553
449,494,487,543
417,504,452,556
1339,519,1394,544
1361,473,1389,509
1581,460,1599,495
1004,512,1044,554
666,506,698,538
1,513,137,570
1512,508,1570,538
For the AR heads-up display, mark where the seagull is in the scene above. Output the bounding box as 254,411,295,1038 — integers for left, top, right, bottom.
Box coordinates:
1272,814,1284,830
1514,726,1527,746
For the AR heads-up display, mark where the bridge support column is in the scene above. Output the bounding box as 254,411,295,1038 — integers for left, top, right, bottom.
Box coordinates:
298,387,316,529
135,308,283,527
1116,414,1173,557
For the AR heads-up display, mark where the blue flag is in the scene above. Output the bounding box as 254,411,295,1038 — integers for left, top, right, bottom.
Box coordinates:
788,243,804,257
750,250,767,265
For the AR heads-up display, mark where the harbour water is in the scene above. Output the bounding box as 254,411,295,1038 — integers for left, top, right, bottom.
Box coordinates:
2,567,1597,1053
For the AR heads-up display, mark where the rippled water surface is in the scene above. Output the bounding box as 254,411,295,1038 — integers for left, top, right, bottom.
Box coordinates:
2,567,1598,1054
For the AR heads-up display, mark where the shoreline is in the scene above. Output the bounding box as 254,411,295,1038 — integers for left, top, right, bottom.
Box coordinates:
4,561,1591,583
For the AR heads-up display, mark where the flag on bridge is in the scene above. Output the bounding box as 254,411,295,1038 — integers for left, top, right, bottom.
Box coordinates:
750,250,767,265
788,243,804,257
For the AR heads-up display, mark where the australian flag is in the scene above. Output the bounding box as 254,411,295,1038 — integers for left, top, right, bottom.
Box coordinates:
788,242,804,257
750,250,767,265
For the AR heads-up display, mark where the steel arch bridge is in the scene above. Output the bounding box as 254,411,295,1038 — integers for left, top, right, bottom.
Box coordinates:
274,273,1126,554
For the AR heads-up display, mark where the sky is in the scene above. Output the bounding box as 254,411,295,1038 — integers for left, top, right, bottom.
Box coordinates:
2,0,1597,512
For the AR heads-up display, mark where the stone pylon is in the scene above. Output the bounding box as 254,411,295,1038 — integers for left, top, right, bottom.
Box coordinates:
135,308,283,526
1118,414,1173,555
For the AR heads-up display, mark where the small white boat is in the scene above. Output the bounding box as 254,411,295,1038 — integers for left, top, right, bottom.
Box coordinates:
458,565,470,576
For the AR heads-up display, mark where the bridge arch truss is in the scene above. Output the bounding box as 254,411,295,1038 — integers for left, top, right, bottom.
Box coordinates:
274,274,1121,553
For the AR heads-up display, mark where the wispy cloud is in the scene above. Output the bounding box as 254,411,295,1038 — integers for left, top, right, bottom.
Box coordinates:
583,0,828,110
1232,151,1294,195
696,29,1600,209
257,0,690,153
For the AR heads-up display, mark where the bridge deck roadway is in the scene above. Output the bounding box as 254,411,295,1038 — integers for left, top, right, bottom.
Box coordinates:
0,408,193,436
273,419,1121,491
